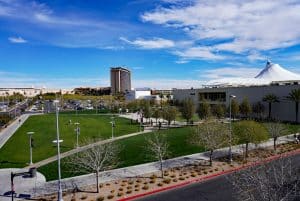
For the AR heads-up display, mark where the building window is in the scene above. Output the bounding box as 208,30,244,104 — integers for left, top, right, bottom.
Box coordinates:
199,92,226,102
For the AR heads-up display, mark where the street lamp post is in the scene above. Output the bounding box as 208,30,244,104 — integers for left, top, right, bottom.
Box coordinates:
74,122,80,148
27,132,35,165
110,116,115,139
229,94,236,163
53,100,64,201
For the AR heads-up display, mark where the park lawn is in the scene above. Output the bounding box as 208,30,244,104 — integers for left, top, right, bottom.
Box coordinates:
0,114,139,168
38,127,204,181
176,114,200,123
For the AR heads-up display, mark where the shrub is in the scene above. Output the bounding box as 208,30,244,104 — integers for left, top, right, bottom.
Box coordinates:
135,184,140,188
106,183,110,186
119,187,124,191
173,178,178,182
96,196,104,201
117,192,124,197
107,194,114,199
126,190,132,194
149,179,156,184
81,195,88,200
142,185,149,190
157,182,163,187
191,173,197,177
128,180,134,185
99,184,103,188
71,198,76,201
150,174,157,179
135,188,140,191
127,186,132,190
179,176,185,180
110,190,115,193
163,178,171,184
203,171,208,174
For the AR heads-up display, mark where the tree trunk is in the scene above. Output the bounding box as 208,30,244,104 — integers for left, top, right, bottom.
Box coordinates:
274,137,277,151
160,158,164,178
96,171,99,193
209,150,213,166
268,102,271,119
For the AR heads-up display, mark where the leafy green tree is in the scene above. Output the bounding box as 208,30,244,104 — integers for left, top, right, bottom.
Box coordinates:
152,108,161,124
263,94,279,119
143,100,152,123
230,99,239,120
234,120,268,158
212,104,226,119
252,101,265,119
181,98,195,124
162,106,178,125
192,120,229,166
287,89,300,123
198,101,211,119
239,98,252,118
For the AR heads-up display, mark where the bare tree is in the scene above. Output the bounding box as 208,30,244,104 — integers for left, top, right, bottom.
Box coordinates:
192,120,229,166
228,157,300,201
66,141,119,193
266,122,287,151
145,132,169,178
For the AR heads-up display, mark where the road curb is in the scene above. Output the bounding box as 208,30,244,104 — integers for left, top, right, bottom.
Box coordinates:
118,148,300,201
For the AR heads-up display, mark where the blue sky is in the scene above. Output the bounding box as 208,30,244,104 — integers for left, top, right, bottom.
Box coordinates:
0,0,300,89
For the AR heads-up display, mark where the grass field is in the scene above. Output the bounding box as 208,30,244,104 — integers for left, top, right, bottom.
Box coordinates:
38,127,203,181
0,114,139,168
37,121,300,181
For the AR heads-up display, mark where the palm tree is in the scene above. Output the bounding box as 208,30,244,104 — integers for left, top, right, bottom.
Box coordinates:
263,94,279,119
287,89,300,123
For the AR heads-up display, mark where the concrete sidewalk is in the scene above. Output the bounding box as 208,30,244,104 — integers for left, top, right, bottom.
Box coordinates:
22,134,296,197
0,113,42,149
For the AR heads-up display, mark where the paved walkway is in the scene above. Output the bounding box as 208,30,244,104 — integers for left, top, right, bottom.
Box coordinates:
0,168,46,201
0,113,42,149
22,134,296,197
26,128,153,169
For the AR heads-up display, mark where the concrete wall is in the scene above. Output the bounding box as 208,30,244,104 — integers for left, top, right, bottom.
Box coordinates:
173,84,300,122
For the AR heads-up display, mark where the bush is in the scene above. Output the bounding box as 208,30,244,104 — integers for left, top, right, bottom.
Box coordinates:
81,195,88,200
119,187,124,191
179,176,185,180
157,182,163,187
107,194,114,199
142,185,149,190
117,192,124,197
96,197,104,201
163,178,171,184
126,190,132,194
173,178,178,182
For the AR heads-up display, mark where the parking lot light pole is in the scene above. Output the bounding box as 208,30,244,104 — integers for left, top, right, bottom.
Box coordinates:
27,132,35,165
74,122,80,148
229,94,236,163
53,100,64,201
110,116,115,139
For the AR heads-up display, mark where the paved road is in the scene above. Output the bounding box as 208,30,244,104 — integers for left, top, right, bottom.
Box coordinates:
137,153,300,201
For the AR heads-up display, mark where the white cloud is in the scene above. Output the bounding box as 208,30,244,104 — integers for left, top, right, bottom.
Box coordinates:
141,0,300,54
174,47,225,60
199,67,261,79
8,36,27,43
120,37,175,49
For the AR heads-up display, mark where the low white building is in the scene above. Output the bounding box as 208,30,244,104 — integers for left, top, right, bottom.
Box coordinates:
125,88,152,101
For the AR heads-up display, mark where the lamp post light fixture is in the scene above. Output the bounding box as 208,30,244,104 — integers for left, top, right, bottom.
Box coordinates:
27,132,35,165
110,116,115,139
229,94,236,163
74,122,80,148
53,100,64,201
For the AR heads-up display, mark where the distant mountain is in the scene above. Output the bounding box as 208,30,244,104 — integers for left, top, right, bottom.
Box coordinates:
255,60,300,81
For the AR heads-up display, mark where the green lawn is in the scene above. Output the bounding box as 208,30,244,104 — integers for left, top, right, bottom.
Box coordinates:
38,127,203,181
175,114,200,123
0,114,139,168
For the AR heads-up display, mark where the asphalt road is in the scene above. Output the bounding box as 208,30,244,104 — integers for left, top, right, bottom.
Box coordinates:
137,153,300,201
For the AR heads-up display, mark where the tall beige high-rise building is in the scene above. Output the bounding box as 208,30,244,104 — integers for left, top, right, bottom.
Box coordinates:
110,67,131,95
